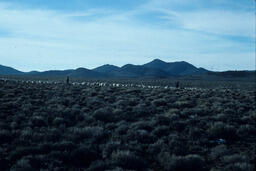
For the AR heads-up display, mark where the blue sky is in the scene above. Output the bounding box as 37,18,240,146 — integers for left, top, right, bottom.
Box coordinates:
0,0,254,71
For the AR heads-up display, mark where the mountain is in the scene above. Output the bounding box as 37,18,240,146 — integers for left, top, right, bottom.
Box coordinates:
119,64,170,78
28,69,74,76
28,68,104,78
143,59,208,75
93,64,120,77
70,68,105,78
0,64,23,75
207,70,255,78
93,64,120,73
93,63,171,78
5,59,253,79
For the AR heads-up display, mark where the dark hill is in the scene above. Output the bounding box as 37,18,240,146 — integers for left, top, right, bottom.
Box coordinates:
93,64,120,73
143,59,208,75
0,64,23,75
70,68,105,78
1,59,253,79
119,64,169,78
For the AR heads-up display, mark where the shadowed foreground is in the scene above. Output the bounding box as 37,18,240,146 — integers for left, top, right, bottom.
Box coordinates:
0,79,255,170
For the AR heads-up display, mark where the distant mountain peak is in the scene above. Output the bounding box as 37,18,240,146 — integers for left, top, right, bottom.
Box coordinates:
151,59,166,63
0,59,210,78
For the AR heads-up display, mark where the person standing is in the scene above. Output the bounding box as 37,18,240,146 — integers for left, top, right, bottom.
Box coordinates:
66,76,70,85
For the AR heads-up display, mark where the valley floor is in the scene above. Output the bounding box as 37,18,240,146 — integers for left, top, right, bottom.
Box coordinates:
0,78,255,170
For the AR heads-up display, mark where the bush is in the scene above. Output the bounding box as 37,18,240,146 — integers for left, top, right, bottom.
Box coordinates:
70,146,98,168
158,153,206,171
0,130,12,144
111,150,147,170
30,116,47,127
152,98,167,107
224,162,254,171
208,122,237,141
209,145,228,160
152,126,170,137
93,107,115,122
10,158,34,171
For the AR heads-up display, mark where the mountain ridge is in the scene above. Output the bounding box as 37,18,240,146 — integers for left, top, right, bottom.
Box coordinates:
0,59,254,78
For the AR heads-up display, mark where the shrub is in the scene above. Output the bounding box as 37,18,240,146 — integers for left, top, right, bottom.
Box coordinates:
30,116,47,127
152,126,170,137
111,150,147,170
222,154,249,164
88,160,109,171
237,124,256,137
208,122,237,141
209,145,228,160
10,158,34,171
70,146,98,168
158,153,206,171
152,98,167,107
132,103,150,117
93,107,115,122
0,129,12,144
68,126,104,141
224,162,254,171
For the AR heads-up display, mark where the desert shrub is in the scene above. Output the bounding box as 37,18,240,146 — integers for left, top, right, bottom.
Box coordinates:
111,150,147,170
208,122,237,141
52,117,65,126
115,122,129,135
152,98,167,107
128,98,139,106
19,128,33,141
189,128,204,140
223,162,254,171
237,124,256,137
213,113,227,121
155,115,170,125
8,146,48,164
0,157,9,170
152,126,170,137
132,103,150,117
0,129,12,144
166,108,180,115
128,129,155,144
209,145,229,160
168,134,187,155
130,120,154,132
147,139,169,156
93,107,115,123
170,120,186,132
222,154,249,164
173,100,194,109
157,153,206,171
102,141,121,159
115,99,129,108
29,116,46,127
10,158,33,171
70,146,98,168
88,160,110,171
68,126,104,141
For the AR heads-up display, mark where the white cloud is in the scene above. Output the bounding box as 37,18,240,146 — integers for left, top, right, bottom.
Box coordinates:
142,0,255,38
0,2,254,71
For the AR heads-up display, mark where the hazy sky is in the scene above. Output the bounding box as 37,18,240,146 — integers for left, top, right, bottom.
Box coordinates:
0,0,255,71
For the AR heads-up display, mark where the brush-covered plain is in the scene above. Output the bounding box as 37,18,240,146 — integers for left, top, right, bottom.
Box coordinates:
0,79,255,171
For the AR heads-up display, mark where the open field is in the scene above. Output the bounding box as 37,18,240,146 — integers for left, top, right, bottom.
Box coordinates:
0,77,255,170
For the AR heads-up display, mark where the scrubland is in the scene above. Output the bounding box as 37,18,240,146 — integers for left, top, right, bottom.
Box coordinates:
0,78,255,170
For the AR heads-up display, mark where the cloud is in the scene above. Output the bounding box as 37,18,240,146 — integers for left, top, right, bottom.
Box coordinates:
0,1,254,71
142,0,255,38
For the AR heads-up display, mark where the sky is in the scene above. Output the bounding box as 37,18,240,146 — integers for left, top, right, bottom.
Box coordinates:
0,0,255,71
